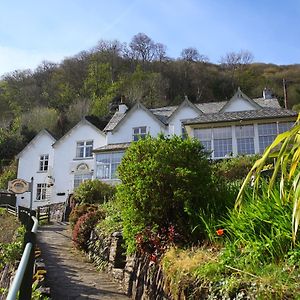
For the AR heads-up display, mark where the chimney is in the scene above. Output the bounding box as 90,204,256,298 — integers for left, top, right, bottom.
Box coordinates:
283,79,288,109
263,87,273,99
118,95,128,113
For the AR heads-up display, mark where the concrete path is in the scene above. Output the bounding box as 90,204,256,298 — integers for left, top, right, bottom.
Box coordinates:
37,222,129,300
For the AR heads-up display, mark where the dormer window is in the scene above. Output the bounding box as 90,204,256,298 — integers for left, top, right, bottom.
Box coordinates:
76,140,93,158
133,126,147,141
39,154,49,171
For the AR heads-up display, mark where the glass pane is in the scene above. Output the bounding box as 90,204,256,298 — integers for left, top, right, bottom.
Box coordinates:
200,140,212,152
278,122,294,133
258,123,277,135
237,138,255,154
96,164,110,179
213,127,231,139
194,128,212,140
259,135,276,153
111,152,124,163
85,146,93,157
96,153,110,163
214,139,232,158
236,125,254,138
76,147,83,158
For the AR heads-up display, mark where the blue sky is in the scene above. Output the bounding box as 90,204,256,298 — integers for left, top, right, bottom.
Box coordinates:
0,0,299,76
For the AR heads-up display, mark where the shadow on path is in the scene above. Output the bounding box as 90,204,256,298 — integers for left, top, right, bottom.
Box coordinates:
37,222,129,300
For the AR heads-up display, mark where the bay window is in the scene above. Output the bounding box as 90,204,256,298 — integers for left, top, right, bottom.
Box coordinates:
96,151,124,180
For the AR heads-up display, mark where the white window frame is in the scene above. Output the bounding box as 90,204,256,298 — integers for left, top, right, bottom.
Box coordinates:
76,140,93,158
36,183,47,201
132,126,147,141
39,154,49,172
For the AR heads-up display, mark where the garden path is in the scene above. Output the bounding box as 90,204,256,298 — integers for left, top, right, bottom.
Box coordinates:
37,222,129,300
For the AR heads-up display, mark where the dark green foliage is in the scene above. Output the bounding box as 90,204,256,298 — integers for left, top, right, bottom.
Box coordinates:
116,135,216,252
73,180,116,204
212,155,260,182
0,161,17,189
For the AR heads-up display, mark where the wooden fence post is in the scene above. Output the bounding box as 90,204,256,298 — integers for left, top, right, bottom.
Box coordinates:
37,207,40,222
47,205,51,223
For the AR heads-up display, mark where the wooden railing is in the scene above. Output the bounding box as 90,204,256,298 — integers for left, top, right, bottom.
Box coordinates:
0,204,17,216
36,205,51,223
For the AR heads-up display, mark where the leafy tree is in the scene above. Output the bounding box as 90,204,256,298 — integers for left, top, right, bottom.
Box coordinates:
116,135,214,253
74,180,116,204
121,65,168,107
20,107,59,135
0,161,17,189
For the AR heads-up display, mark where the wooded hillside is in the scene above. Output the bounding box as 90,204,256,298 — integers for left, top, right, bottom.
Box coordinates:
0,33,300,168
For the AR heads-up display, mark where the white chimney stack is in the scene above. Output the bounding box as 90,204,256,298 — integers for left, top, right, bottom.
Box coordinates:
118,103,128,113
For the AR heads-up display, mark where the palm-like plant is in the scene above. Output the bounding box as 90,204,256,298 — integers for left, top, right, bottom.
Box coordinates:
236,114,300,243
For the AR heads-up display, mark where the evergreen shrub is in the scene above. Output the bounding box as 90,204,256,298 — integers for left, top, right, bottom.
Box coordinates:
116,135,216,253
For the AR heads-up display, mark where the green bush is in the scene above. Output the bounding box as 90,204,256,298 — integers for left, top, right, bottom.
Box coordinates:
212,155,259,182
69,204,99,229
116,135,217,253
73,180,116,204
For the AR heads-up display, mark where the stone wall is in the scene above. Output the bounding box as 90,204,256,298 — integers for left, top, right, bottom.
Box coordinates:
88,229,169,300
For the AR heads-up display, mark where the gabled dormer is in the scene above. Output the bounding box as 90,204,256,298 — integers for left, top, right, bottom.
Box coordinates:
165,97,203,135
220,87,262,113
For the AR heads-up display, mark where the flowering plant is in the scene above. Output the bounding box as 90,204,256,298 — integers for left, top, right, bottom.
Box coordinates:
135,225,179,263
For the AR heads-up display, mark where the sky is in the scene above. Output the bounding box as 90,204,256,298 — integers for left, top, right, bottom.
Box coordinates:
0,0,299,76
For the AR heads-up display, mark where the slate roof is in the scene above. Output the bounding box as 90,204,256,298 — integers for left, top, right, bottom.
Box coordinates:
183,108,298,125
103,97,283,131
93,142,131,152
103,112,126,131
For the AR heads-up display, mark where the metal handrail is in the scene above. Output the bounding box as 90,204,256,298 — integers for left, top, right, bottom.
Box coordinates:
6,216,38,300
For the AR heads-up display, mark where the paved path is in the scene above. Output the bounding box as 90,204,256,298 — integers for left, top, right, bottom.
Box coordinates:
37,222,129,300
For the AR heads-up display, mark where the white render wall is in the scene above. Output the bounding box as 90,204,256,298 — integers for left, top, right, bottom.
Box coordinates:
107,109,166,144
223,98,257,112
168,105,200,136
52,122,106,204
16,133,55,209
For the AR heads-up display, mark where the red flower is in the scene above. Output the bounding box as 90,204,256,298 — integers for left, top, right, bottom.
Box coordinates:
216,229,224,236
150,254,157,263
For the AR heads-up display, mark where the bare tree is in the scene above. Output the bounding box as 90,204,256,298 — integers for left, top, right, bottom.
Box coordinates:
220,50,254,70
180,47,209,62
155,42,168,62
129,33,156,63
